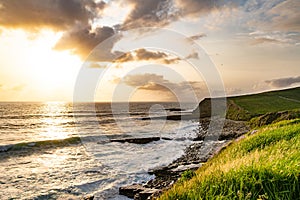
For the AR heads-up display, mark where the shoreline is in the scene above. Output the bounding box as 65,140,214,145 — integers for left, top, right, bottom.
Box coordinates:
119,118,250,199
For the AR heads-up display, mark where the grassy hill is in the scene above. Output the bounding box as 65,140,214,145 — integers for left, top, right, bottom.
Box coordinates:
159,119,300,200
194,87,300,121
159,87,300,200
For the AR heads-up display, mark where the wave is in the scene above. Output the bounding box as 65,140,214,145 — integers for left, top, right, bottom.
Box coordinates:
0,112,150,120
0,136,82,153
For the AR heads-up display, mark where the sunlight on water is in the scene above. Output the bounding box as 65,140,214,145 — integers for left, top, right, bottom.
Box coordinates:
43,101,68,115
36,149,68,168
39,102,72,140
40,117,69,140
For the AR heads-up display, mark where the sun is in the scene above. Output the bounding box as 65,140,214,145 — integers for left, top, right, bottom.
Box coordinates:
29,46,81,91
0,29,82,100
24,31,82,91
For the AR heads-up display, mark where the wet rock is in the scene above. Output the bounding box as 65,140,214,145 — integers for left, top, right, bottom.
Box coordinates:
134,188,161,200
165,108,184,112
161,137,172,141
111,137,160,144
193,134,205,141
120,184,162,200
141,114,198,121
81,195,94,200
0,144,13,152
119,184,145,198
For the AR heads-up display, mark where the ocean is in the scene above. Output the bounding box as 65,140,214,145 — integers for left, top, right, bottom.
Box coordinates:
0,102,199,199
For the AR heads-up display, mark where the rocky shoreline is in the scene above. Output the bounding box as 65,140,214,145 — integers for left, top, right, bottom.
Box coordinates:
119,118,250,200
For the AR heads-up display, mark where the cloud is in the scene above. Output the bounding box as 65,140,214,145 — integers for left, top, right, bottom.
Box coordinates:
113,48,180,64
185,51,199,60
136,49,169,60
0,0,105,31
268,0,300,32
0,0,120,60
250,37,283,45
243,0,300,44
122,73,207,100
0,0,122,59
266,76,300,88
188,33,207,41
54,25,118,59
174,0,239,18
123,73,166,88
121,0,237,29
115,52,135,63
87,62,107,68
175,0,217,17
247,30,296,45
121,0,176,29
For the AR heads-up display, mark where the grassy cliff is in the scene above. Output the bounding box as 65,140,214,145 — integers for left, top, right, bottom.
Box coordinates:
194,87,300,121
159,87,300,200
159,119,300,200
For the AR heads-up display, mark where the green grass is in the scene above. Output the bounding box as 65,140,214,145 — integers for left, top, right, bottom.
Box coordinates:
226,87,300,121
179,170,196,183
159,119,300,200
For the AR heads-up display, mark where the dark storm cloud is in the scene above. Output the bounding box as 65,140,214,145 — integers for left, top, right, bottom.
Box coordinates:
113,48,180,64
266,76,300,88
0,0,105,31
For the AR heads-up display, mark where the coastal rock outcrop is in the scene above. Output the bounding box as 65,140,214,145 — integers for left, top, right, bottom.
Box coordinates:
119,119,250,199
119,184,161,200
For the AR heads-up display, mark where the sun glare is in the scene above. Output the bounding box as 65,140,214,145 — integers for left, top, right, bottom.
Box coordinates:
0,29,82,100
25,31,81,90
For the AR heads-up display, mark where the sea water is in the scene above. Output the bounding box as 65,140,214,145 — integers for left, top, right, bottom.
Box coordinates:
0,102,199,199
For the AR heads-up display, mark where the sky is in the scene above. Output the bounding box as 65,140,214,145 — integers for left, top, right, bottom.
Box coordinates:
0,0,300,102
